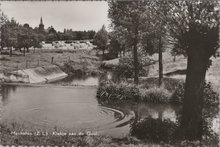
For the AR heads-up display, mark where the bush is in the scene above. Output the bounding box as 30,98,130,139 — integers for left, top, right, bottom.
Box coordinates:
113,53,151,79
97,82,140,104
140,88,171,103
97,82,172,104
139,77,183,92
130,117,178,143
171,82,219,106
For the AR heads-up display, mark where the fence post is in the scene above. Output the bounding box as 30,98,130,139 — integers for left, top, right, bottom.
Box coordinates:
37,59,40,66
17,62,19,73
26,60,28,68
51,57,54,63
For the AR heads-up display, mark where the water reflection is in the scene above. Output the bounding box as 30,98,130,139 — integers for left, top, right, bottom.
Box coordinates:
134,103,180,122
98,100,219,141
0,85,133,137
52,71,119,86
1,85,17,106
131,117,178,142
52,74,99,86
0,73,219,140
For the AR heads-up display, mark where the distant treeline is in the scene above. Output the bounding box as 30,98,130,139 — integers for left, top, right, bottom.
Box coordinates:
0,17,96,52
45,28,96,42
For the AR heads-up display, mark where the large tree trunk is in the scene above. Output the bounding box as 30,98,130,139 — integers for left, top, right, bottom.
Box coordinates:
158,36,163,87
181,47,209,140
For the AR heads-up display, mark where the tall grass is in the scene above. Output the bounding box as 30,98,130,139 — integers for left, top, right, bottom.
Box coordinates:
97,78,219,106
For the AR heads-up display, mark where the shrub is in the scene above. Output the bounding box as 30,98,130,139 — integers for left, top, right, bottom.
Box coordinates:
140,88,171,103
0,56,10,61
97,82,140,104
97,82,172,104
139,77,183,93
113,53,151,79
130,117,178,143
171,82,219,106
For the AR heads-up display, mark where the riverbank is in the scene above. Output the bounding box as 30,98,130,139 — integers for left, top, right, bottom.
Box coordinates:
97,77,219,106
0,48,101,76
0,49,219,146
0,123,218,146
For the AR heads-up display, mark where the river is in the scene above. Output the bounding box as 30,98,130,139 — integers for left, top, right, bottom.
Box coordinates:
0,75,219,138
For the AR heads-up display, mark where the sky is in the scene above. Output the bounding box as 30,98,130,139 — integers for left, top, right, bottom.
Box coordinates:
0,1,110,32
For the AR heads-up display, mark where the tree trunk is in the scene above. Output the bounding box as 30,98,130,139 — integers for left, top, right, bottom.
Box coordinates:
26,47,29,53
133,38,139,85
23,48,26,56
173,55,176,62
181,47,209,140
9,47,12,57
158,36,163,87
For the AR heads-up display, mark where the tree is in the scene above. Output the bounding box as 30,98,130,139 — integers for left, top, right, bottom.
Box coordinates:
93,25,109,56
140,0,170,87
168,0,219,140
0,6,8,53
108,0,149,85
88,30,96,39
76,31,83,40
1,18,19,56
108,27,128,57
108,37,122,58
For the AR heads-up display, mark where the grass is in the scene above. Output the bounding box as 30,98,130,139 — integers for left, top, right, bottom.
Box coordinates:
0,48,101,76
0,49,219,146
97,79,175,104
145,52,220,92
97,77,219,106
0,122,218,146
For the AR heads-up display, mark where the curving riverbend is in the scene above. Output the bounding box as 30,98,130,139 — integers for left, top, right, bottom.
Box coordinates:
0,75,218,138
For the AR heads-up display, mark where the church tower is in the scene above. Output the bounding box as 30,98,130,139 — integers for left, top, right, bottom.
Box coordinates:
39,17,44,31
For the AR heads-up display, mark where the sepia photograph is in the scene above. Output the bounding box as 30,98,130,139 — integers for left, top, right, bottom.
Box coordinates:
0,0,219,146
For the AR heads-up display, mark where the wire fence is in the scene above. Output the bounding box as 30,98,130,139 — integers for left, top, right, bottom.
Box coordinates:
1,56,72,73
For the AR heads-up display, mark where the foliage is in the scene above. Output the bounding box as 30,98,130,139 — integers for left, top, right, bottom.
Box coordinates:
97,80,172,104
167,0,219,58
97,82,140,104
108,0,150,84
113,53,151,79
93,25,109,55
1,18,42,53
59,51,101,76
139,77,183,92
107,37,122,59
171,82,219,106
97,78,219,106
130,118,178,143
139,88,171,103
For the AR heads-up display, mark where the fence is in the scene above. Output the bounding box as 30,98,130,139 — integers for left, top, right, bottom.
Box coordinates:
2,56,72,73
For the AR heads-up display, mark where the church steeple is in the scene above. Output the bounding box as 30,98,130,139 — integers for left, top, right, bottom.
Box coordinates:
39,17,44,31
40,17,43,25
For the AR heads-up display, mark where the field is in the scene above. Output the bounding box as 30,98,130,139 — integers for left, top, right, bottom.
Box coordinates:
1,48,219,91
0,48,101,75
0,48,219,146
146,52,220,92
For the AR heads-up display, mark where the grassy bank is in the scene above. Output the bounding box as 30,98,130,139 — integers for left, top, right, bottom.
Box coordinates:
97,77,219,106
0,123,218,146
0,48,101,76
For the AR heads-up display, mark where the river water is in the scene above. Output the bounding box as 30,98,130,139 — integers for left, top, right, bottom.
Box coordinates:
0,75,219,138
